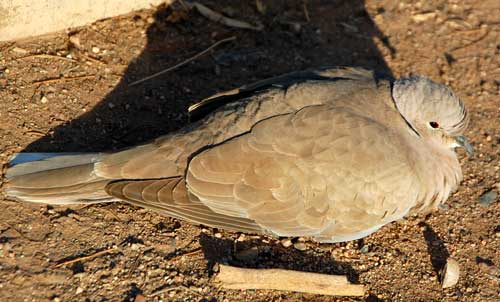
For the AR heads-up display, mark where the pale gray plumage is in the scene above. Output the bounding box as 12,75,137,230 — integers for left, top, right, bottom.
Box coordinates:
4,67,471,242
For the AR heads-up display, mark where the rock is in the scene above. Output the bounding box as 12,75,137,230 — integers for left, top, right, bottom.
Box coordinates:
130,243,143,251
478,262,500,281
441,258,460,288
12,47,28,55
411,12,437,23
69,36,82,49
478,190,498,206
91,46,100,53
134,294,146,302
75,287,84,294
236,234,246,242
360,245,370,254
293,242,307,251
281,238,293,248
41,96,48,104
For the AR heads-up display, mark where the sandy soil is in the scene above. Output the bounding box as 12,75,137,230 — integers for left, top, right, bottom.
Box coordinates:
0,1,499,301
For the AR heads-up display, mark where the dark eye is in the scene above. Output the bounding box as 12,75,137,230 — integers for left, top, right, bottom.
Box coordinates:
429,121,440,128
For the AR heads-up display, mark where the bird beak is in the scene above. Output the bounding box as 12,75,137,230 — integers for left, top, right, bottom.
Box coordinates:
455,135,474,157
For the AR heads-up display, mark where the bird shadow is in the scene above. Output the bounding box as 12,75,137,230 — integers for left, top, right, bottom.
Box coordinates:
197,233,361,284
421,222,450,276
20,0,394,153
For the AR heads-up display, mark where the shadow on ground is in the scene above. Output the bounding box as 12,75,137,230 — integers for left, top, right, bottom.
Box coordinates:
421,222,450,276
199,233,361,282
21,0,394,153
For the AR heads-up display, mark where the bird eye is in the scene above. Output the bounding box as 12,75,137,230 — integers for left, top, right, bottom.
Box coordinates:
429,121,440,128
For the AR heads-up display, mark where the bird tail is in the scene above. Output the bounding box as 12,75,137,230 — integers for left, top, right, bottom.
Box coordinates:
4,153,114,204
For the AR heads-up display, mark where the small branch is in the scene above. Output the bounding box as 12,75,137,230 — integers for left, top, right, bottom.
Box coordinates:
53,247,117,268
78,53,107,65
303,0,310,22
170,248,203,261
32,75,96,86
15,54,77,62
129,36,236,86
448,28,490,52
214,264,364,296
188,2,263,31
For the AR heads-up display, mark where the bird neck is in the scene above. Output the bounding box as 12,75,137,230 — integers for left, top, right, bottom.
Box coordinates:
410,139,463,214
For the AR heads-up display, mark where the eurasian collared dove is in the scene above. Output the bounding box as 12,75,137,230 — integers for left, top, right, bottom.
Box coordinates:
4,67,472,242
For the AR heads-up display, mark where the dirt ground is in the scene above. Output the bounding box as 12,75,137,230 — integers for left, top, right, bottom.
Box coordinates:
0,1,499,301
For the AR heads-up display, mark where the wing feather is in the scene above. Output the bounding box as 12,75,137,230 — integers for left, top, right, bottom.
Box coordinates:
187,104,421,241
105,178,264,233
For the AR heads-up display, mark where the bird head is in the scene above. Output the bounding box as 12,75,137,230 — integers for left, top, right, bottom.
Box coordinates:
392,76,473,156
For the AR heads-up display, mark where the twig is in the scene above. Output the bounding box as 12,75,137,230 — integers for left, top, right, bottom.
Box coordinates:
188,2,263,31
53,247,117,268
78,53,106,65
25,129,47,137
15,54,77,62
32,75,96,86
214,264,365,296
129,36,236,86
170,248,203,261
449,28,490,52
303,0,310,22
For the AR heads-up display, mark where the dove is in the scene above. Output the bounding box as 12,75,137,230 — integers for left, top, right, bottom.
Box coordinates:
4,67,472,243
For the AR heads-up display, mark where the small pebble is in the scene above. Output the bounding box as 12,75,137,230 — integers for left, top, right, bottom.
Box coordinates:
134,294,146,302
360,245,370,254
91,46,100,53
438,203,450,211
478,190,498,206
441,258,460,288
130,243,143,251
281,238,293,248
40,96,48,104
214,232,222,238
292,23,301,32
478,262,500,280
69,36,82,48
12,47,28,55
75,287,84,294
293,242,307,251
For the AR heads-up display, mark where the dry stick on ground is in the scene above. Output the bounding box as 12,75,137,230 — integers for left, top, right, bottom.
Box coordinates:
303,0,311,22
129,36,236,87
32,75,96,86
449,28,490,52
170,248,203,262
214,264,365,296
15,54,77,62
186,1,263,31
53,247,117,268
